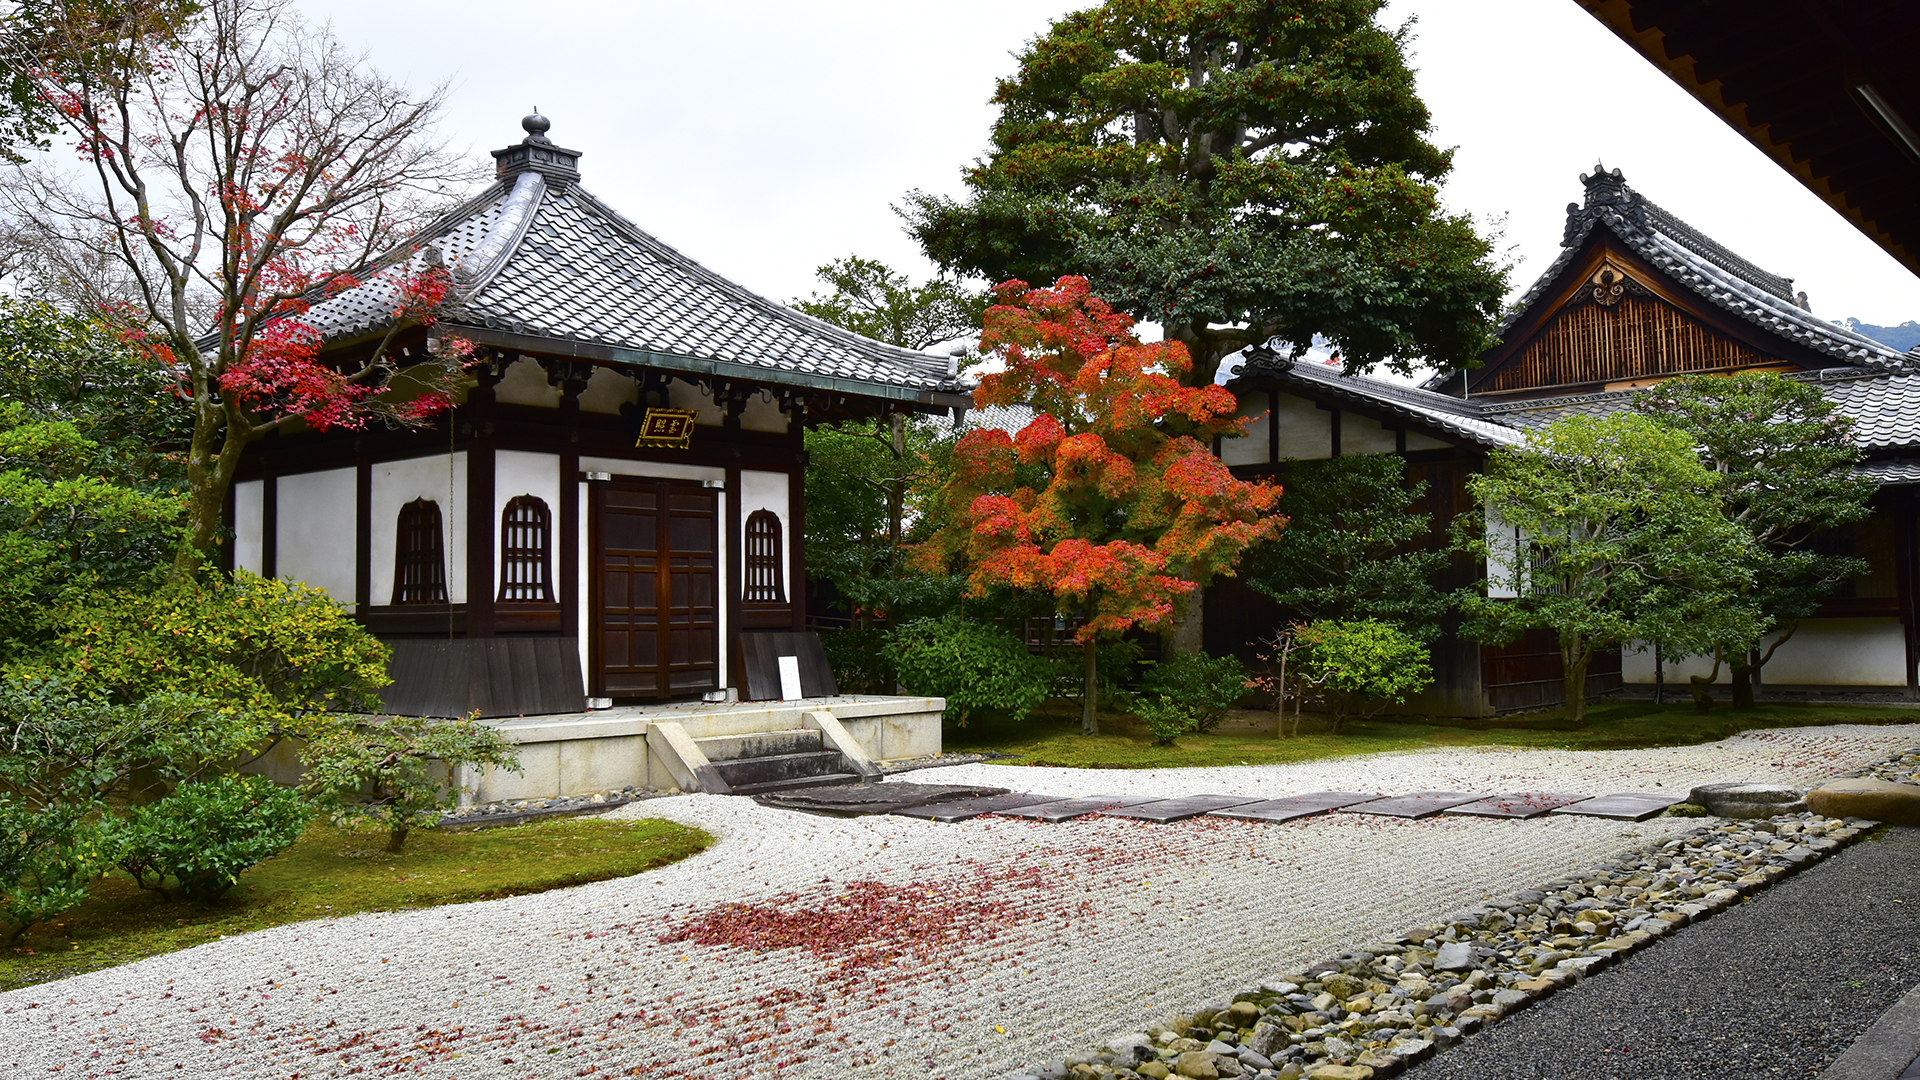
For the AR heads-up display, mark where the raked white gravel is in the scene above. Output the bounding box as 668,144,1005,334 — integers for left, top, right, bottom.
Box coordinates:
6,723,1915,1079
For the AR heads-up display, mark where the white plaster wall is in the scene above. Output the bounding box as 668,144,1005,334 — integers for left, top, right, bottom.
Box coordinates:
740,390,789,433
1622,618,1909,687
371,452,469,605
1342,412,1398,454
1485,506,1521,600
494,357,561,407
275,467,356,603
578,366,638,415
1221,391,1269,466
233,479,264,575
1407,430,1449,451
739,469,792,601
1273,394,1334,460
666,380,727,426
494,451,562,599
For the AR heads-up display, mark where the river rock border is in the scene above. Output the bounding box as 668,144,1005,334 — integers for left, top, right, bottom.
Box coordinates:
1010,808,1888,1080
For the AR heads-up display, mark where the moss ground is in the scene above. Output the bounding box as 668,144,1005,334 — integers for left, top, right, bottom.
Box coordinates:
1,815,711,992
944,698,1920,770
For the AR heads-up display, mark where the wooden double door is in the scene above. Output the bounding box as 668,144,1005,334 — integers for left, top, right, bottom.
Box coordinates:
590,478,719,699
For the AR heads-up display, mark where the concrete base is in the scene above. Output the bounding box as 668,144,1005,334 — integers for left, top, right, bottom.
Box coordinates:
458,695,942,805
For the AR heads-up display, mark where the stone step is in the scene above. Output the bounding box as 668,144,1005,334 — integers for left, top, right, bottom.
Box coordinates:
711,749,851,789
728,772,865,797
694,728,821,762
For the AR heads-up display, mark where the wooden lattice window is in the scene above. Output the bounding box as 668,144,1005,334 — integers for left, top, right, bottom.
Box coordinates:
498,495,554,603
743,509,784,603
392,498,447,605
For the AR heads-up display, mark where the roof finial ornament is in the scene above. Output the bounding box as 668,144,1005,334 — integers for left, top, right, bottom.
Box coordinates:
522,108,552,145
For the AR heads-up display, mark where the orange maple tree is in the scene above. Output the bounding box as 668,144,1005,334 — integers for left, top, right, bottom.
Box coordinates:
921,277,1284,734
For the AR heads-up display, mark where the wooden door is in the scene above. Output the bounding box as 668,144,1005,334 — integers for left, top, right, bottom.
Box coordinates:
591,478,718,699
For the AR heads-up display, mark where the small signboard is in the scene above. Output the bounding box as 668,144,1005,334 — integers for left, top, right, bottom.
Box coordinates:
634,408,699,449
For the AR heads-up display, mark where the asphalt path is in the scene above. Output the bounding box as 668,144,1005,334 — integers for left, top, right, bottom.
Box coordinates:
1408,826,1920,1080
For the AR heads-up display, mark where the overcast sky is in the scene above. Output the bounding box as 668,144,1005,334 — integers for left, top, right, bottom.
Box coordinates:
303,0,1920,332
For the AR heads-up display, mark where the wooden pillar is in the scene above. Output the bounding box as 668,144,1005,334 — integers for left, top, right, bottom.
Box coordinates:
354,450,372,610
1267,388,1280,466
789,443,808,633
1897,491,1920,699
465,363,504,639
725,460,743,692
261,474,278,580
1330,409,1342,457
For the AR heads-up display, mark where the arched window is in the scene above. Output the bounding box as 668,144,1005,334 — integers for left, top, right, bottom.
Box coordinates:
498,495,554,603
743,509,784,603
392,498,447,605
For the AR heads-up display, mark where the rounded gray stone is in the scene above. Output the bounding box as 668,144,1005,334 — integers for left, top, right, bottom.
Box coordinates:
1688,782,1808,818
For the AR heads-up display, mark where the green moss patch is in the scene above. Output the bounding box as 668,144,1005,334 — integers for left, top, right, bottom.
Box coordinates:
0,815,710,991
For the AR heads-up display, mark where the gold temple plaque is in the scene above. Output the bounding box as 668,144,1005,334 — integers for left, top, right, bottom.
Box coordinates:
634,408,699,449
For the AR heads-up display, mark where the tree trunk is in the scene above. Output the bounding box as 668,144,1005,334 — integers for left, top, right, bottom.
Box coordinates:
1729,659,1757,710
175,401,252,579
1561,638,1591,725
386,824,410,854
1162,587,1205,656
1081,637,1100,736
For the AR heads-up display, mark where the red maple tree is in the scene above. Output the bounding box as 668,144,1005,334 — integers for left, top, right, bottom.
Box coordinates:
10,0,472,573
921,277,1284,734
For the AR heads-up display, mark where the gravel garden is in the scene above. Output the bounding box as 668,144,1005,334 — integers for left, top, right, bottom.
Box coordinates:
5,723,1917,1079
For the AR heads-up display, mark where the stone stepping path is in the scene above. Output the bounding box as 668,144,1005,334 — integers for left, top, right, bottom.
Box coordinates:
997,794,1161,822
1337,790,1485,819
1442,791,1592,819
1547,791,1684,821
890,792,1063,822
1209,791,1382,823
1096,794,1267,823
832,784,1693,825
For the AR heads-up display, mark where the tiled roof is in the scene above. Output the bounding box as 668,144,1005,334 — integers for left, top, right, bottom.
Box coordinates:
1239,349,1920,486
1422,167,1912,392
295,154,967,406
1236,348,1525,447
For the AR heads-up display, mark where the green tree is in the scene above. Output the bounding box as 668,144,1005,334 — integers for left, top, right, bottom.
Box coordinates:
1243,454,1449,641
804,416,959,630
1293,617,1431,733
1457,414,1762,724
792,255,986,351
902,0,1507,388
301,714,520,854
1634,371,1874,708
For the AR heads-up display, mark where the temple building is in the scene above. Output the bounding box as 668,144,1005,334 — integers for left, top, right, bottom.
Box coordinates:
1215,165,1920,713
227,113,967,721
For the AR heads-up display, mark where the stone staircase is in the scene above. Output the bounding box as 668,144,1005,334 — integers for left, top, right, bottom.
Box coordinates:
696,728,868,796
643,707,884,796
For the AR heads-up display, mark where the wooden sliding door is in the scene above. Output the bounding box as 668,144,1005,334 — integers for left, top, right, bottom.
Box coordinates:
590,478,719,699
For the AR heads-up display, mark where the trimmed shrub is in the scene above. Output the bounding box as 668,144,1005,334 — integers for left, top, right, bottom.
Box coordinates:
888,615,1051,726
818,627,896,694
1139,652,1250,734
103,774,310,902
0,799,102,944
301,714,521,854
1295,618,1433,733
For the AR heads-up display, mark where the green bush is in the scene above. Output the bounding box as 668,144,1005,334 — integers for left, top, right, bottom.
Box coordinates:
1295,618,1433,733
1139,652,1250,734
818,627,896,694
0,799,102,944
103,774,310,902
887,615,1052,726
301,714,521,853
1132,693,1197,745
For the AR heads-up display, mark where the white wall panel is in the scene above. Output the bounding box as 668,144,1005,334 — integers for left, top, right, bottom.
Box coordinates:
494,451,562,599
739,469,792,599
371,453,468,604
1220,391,1269,466
233,479,264,575
494,357,560,407
275,467,356,603
1622,618,1909,687
1342,412,1398,454
1273,394,1333,460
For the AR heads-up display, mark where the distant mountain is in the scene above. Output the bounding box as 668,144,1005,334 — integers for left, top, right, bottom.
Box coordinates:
1839,318,1920,352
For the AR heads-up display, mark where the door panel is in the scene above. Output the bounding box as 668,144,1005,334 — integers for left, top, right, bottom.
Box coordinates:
592,479,718,699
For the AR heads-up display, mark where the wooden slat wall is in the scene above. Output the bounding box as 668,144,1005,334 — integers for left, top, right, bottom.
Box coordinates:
1488,295,1767,393
380,638,586,718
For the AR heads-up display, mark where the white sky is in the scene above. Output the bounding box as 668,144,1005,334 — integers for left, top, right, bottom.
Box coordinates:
303,0,1920,331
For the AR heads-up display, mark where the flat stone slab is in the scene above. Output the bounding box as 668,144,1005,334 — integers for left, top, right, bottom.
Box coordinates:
1809,777,1920,826
753,782,1008,815
1209,791,1383,823
1689,782,1808,819
1549,792,1683,821
890,792,1065,822
1443,792,1594,820
995,794,1163,822
1099,794,1268,823
1337,791,1487,820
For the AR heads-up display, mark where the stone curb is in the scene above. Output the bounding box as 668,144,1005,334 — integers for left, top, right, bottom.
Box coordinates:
1006,762,1912,1080
1820,981,1920,1080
